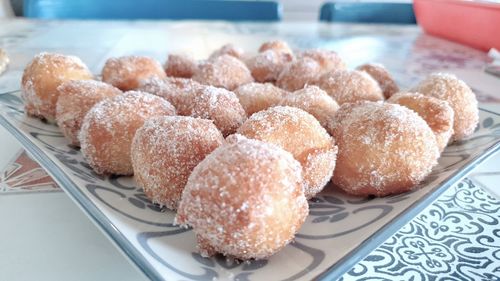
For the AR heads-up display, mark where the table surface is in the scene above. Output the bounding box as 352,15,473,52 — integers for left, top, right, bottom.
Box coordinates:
0,19,499,281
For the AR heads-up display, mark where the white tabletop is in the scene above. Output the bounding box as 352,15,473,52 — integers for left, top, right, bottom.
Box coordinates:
0,19,499,281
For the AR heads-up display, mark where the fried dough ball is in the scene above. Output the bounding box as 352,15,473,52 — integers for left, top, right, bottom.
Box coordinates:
138,77,203,115
139,77,246,133
209,43,245,60
238,106,337,198
298,49,346,74
102,56,166,91
21,52,93,121
246,50,293,82
164,54,198,78
357,63,399,99
176,135,308,260
79,91,176,175
131,116,224,210
280,85,339,128
258,40,294,56
412,73,479,141
234,82,287,116
388,92,454,152
193,55,253,90
276,57,323,91
316,69,384,105
55,80,121,146
329,102,440,197
185,85,246,136
247,41,294,82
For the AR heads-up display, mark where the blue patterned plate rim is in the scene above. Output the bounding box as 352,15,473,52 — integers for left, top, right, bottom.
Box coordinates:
317,107,500,280
0,100,499,281
0,114,165,281
318,137,500,280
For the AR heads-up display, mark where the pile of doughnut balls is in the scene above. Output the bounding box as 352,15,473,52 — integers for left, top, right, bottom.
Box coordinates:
20,40,478,260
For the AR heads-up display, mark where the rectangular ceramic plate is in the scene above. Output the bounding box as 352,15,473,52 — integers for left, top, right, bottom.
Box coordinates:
1,90,499,281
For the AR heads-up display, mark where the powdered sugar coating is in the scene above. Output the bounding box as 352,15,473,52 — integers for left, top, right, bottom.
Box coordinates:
280,85,339,128
316,69,384,105
412,73,479,141
276,57,323,92
185,85,247,136
164,54,198,78
246,50,293,82
193,55,253,90
357,63,399,99
79,91,176,175
329,102,440,196
138,76,204,115
238,106,337,198
102,56,166,91
131,116,224,210
21,52,93,121
176,135,308,260
56,80,122,146
298,49,346,74
258,40,294,56
209,43,245,60
388,92,454,152
234,82,287,116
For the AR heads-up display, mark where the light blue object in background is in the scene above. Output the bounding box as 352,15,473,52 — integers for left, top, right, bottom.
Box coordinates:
24,0,282,21
319,2,416,24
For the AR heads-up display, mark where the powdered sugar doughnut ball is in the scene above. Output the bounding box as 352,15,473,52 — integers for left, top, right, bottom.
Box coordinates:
164,54,198,78
357,63,399,99
138,77,203,115
176,135,308,259
137,77,180,106
21,52,93,121
209,43,245,60
56,80,121,146
316,69,384,105
193,55,253,90
280,85,339,128
329,102,440,197
258,40,294,56
131,116,224,210
79,91,176,175
102,56,166,91
238,106,337,198
185,85,246,136
246,50,293,82
276,57,322,91
234,82,287,116
413,73,479,141
388,92,454,152
299,49,346,74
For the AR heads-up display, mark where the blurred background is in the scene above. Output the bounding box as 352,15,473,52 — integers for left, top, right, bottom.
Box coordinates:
1,0,413,21
0,0,498,51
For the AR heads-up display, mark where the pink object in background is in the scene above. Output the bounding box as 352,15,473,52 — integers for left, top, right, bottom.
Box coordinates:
414,0,500,52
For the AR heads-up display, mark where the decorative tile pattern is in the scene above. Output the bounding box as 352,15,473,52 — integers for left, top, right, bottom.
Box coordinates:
0,150,59,194
342,179,500,280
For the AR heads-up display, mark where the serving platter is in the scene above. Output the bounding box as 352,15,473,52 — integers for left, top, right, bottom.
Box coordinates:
1,89,499,281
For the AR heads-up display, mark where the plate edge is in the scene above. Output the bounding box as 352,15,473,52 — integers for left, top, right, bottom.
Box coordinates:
314,142,500,280
2,105,499,281
0,114,166,281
